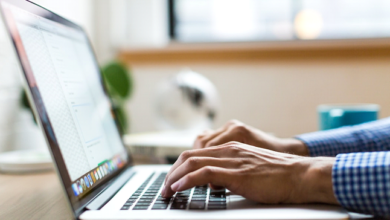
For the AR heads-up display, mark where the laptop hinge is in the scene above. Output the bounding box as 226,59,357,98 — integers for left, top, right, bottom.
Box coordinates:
86,168,136,210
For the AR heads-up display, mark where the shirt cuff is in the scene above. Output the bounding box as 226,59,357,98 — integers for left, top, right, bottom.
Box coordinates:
332,152,390,217
296,126,359,157
296,117,390,157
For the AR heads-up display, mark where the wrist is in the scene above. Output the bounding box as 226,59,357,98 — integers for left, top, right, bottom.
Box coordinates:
297,157,339,204
279,138,309,156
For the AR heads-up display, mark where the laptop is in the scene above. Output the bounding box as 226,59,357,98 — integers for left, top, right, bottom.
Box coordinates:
0,0,349,219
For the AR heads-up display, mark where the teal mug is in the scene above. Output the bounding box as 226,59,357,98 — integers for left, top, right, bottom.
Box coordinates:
318,104,379,130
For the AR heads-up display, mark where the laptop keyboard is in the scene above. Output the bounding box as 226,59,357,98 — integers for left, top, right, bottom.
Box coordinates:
120,172,227,211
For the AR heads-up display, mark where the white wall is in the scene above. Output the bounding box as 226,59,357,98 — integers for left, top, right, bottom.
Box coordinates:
30,0,95,42
0,9,24,152
93,0,169,64
127,57,390,138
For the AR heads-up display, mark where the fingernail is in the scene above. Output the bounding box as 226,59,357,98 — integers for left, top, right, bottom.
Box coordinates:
171,181,181,191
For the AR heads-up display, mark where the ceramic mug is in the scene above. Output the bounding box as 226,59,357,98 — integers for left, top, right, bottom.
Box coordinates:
318,104,379,130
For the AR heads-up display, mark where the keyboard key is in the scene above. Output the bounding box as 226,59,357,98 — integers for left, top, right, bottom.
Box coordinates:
135,202,151,206
138,199,153,203
208,201,226,206
173,198,188,203
141,196,156,199
191,195,207,198
149,186,161,189
210,189,225,193
121,206,131,210
152,205,168,210
189,201,205,210
133,206,149,210
209,194,225,198
190,197,206,201
171,203,187,209
156,197,171,201
143,193,157,196
209,198,226,202
154,200,170,204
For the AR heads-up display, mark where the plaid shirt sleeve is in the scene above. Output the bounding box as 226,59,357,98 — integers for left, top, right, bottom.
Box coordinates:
296,118,390,217
296,117,390,157
332,152,390,217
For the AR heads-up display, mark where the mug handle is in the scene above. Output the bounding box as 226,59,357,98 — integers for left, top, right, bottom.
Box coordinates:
329,109,344,129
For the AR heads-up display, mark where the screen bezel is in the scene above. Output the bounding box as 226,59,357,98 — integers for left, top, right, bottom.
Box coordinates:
0,0,132,217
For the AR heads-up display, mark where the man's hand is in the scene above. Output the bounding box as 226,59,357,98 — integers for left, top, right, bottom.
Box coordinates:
194,120,309,156
162,142,338,205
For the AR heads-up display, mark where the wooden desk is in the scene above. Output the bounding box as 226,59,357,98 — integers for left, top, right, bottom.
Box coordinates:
0,171,73,220
0,171,376,220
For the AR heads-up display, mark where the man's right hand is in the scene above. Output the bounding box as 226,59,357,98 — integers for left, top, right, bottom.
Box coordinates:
194,120,309,156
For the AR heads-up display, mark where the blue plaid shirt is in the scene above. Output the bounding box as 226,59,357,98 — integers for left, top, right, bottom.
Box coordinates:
297,118,390,217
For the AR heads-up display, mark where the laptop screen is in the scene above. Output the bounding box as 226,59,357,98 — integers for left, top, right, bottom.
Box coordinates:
0,0,129,209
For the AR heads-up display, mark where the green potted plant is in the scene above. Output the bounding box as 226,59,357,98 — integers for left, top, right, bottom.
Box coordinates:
101,61,133,134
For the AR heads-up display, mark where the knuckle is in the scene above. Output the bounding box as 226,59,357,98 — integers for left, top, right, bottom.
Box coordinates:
196,133,208,141
180,150,193,161
225,142,242,153
187,157,200,167
202,166,215,177
197,138,208,147
232,124,248,134
220,141,237,150
206,141,216,148
226,141,240,146
235,158,246,167
195,134,204,141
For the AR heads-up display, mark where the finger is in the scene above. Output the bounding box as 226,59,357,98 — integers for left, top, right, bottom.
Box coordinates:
194,127,228,149
170,166,232,193
194,120,242,149
209,184,224,190
164,145,232,186
204,126,245,148
163,157,240,197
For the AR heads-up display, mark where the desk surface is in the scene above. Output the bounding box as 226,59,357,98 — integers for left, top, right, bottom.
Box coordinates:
0,171,73,220
0,171,375,220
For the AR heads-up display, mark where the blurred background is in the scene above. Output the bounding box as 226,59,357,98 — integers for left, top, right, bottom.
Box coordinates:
1,0,390,154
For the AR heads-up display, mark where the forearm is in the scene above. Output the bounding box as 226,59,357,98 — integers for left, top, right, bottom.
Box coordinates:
296,117,390,156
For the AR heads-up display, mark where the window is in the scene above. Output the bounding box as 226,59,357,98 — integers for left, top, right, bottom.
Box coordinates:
170,0,390,42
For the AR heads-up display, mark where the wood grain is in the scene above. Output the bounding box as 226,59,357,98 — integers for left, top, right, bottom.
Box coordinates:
0,172,73,220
